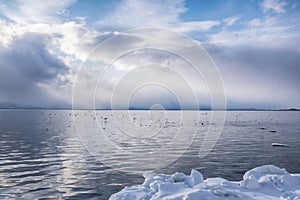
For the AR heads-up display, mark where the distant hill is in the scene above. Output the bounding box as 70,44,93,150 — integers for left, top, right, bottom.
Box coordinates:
226,108,265,111
0,101,298,111
278,108,300,111
0,101,43,109
128,105,211,110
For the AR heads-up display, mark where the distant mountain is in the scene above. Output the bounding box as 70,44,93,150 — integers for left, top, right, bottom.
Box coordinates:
128,105,211,110
226,107,264,111
0,101,72,110
278,108,300,111
0,101,298,111
0,101,42,109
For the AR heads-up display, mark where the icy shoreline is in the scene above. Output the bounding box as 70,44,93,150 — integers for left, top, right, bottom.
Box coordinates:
110,165,300,200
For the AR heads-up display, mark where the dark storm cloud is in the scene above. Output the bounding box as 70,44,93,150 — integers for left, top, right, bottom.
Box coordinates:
0,33,70,107
205,44,300,108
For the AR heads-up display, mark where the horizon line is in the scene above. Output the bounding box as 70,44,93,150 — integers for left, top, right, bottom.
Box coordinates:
0,108,299,111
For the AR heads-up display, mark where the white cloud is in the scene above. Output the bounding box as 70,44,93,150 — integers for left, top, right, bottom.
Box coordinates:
0,0,76,24
94,65,204,109
97,0,186,29
176,21,220,32
0,19,18,47
97,0,219,33
207,16,297,47
223,16,241,27
0,0,102,107
52,21,106,61
0,0,95,62
0,18,105,62
0,33,71,107
205,44,300,108
292,3,298,9
260,0,287,14
0,0,299,109
72,28,226,109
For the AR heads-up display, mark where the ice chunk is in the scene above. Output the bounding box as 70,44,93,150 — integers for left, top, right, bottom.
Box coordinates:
171,170,203,187
190,169,203,185
143,174,171,187
209,187,248,199
171,172,187,183
240,174,260,189
272,143,289,147
110,165,300,200
243,165,287,179
156,182,187,197
240,165,293,190
109,185,150,200
281,173,297,186
184,189,216,200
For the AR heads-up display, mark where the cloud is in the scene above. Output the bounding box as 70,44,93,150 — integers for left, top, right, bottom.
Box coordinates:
0,0,299,109
0,1,111,107
52,21,109,61
207,16,298,47
97,0,185,30
72,29,222,110
0,0,76,24
97,0,219,33
0,33,71,107
94,64,207,110
261,0,287,14
0,15,109,63
176,21,220,32
205,44,300,108
0,0,102,62
223,16,241,27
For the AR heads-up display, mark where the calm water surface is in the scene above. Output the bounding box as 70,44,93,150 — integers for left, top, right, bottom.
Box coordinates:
0,110,299,199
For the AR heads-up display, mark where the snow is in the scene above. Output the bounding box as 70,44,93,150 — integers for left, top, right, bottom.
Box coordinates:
110,165,300,200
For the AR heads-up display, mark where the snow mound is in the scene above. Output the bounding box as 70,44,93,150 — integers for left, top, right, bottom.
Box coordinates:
110,165,300,200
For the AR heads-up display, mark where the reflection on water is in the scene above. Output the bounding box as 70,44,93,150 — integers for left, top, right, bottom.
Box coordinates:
0,110,299,199
169,111,300,180
0,110,142,199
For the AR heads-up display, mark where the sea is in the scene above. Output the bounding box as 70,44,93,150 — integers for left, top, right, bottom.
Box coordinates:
0,110,299,199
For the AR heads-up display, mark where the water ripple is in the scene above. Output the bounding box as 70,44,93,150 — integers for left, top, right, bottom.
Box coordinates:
0,110,299,199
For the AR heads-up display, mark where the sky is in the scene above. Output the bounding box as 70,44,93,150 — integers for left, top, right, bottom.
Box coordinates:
0,0,299,109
